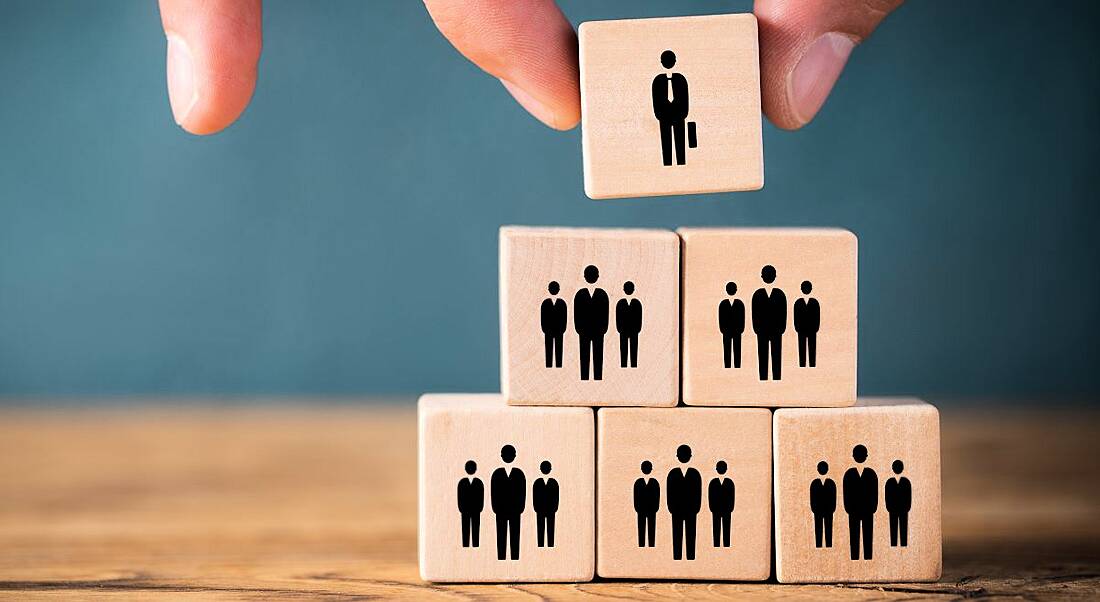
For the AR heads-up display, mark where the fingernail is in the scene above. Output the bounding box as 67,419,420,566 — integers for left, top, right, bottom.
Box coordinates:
788,32,856,126
166,32,198,127
500,79,563,130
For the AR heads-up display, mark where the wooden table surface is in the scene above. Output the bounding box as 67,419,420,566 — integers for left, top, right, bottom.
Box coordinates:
1,403,1098,600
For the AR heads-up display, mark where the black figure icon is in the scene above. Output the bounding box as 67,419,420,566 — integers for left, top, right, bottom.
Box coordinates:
651,50,692,166
718,282,746,369
885,460,912,548
843,444,879,561
616,281,643,368
751,265,787,381
533,460,560,548
541,281,567,369
708,460,735,548
810,460,837,549
490,444,527,560
794,280,821,368
457,460,484,548
666,444,702,560
633,460,661,547
574,265,609,381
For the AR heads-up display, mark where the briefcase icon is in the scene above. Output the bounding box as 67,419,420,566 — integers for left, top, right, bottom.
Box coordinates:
688,121,698,148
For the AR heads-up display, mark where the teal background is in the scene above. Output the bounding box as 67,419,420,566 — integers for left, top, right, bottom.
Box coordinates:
0,1,1097,399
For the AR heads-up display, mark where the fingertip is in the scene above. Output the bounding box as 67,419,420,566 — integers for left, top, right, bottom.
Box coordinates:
501,79,579,131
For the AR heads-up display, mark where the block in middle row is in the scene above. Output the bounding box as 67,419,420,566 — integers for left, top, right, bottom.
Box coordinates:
501,226,679,406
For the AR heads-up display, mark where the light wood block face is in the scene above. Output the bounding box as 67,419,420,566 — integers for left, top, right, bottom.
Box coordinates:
418,394,595,583
773,398,942,583
596,408,772,580
680,228,857,407
500,227,679,407
579,14,763,199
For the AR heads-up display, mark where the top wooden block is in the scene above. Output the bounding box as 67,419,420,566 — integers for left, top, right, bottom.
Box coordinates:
579,14,763,199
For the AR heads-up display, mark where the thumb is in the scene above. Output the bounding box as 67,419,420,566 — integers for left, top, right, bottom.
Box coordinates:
754,0,903,130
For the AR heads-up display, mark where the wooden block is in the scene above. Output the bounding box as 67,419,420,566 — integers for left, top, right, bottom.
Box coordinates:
596,407,772,580
773,398,942,583
500,226,679,407
579,14,763,199
418,394,595,582
680,228,857,407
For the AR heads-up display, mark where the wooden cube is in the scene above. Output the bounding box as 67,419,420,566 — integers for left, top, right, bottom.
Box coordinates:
500,227,679,406
680,228,857,407
418,394,595,582
773,398,942,583
596,408,772,580
579,14,763,199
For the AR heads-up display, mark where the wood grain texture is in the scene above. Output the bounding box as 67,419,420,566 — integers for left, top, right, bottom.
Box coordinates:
579,14,763,199
0,402,1098,599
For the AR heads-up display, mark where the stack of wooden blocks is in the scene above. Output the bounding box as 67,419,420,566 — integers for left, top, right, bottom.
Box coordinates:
419,14,941,585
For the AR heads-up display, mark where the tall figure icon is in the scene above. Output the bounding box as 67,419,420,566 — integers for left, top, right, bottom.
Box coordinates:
633,460,661,547
666,444,702,560
491,444,527,560
718,282,746,369
708,460,735,548
843,444,879,560
574,265,609,381
810,460,836,548
532,460,560,548
885,460,912,547
651,50,690,166
541,281,567,368
794,280,820,368
752,265,787,381
616,281,643,368
457,460,484,548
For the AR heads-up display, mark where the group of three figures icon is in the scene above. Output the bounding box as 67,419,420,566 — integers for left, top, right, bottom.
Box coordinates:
810,445,913,560
719,265,822,381
633,445,736,560
541,265,643,381
456,445,560,560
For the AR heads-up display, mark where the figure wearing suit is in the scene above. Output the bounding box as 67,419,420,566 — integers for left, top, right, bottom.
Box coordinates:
616,290,643,369
718,295,745,369
794,284,821,368
457,474,484,548
885,463,912,547
633,472,661,547
574,278,610,381
541,288,568,368
532,475,559,548
491,464,527,560
810,476,837,548
652,56,690,166
752,276,787,381
666,462,703,560
843,458,879,560
708,473,735,548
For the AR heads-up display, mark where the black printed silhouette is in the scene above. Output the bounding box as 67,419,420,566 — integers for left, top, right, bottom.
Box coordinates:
457,460,484,548
885,460,912,548
810,460,837,549
752,265,787,381
634,460,661,548
843,445,879,561
490,445,526,560
651,50,691,166
533,460,559,548
574,265,610,381
708,460,735,548
616,281,643,368
666,444,702,560
794,280,820,368
719,282,746,369
541,281,567,369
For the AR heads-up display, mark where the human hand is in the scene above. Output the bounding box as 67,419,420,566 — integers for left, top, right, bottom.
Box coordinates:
159,0,902,135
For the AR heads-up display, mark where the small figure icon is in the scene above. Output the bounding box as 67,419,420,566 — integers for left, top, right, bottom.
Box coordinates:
885,459,912,548
633,460,661,547
752,265,787,381
574,265,610,381
616,281,643,368
490,444,527,560
810,460,837,549
541,281,567,369
533,460,560,548
651,50,691,166
708,460,735,548
843,444,879,561
794,280,820,368
457,460,484,548
718,281,746,369
666,444,702,560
